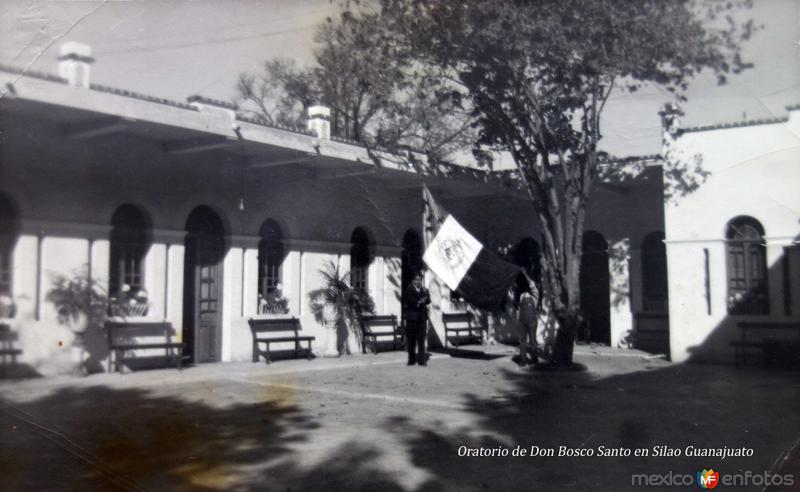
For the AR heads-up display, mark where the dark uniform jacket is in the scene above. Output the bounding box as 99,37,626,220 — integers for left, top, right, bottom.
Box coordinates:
404,284,431,327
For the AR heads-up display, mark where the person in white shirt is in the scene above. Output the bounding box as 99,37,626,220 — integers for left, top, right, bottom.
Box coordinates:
514,273,540,366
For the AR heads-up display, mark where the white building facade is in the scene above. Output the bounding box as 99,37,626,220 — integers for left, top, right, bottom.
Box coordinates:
663,106,800,363
2,44,793,375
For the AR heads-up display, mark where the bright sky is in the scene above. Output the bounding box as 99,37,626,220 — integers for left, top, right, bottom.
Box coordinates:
1,0,798,157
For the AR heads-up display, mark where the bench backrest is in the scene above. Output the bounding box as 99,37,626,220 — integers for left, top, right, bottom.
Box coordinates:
738,321,800,330
0,323,19,347
442,312,475,328
104,321,177,343
361,315,398,334
248,317,301,338
738,321,800,340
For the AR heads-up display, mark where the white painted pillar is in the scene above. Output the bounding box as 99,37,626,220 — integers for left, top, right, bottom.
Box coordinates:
282,250,302,316
89,239,110,295
220,246,242,362
41,236,90,321
151,230,186,333
372,256,384,314
426,270,447,348
144,243,166,319
384,257,402,317
11,235,39,320
243,247,259,317
166,244,185,333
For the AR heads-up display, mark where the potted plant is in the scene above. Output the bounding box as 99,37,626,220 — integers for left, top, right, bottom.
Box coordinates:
46,270,107,335
308,260,375,355
107,284,150,318
258,284,290,315
45,269,108,375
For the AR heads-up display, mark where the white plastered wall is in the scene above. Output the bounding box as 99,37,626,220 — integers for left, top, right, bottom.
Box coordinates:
665,111,800,362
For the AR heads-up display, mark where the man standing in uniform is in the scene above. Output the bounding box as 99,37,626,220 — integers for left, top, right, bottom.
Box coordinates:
515,273,540,366
404,271,431,366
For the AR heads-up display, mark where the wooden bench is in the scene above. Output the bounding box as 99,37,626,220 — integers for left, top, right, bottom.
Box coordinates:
442,312,485,348
731,321,800,367
248,317,315,364
360,314,404,354
105,320,185,373
0,323,22,367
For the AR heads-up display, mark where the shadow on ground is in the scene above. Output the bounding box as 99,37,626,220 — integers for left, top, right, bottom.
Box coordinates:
1,385,314,491
1,359,798,491
388,362,800,491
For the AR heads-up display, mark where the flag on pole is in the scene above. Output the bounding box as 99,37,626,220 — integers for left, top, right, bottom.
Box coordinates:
422,186,523,311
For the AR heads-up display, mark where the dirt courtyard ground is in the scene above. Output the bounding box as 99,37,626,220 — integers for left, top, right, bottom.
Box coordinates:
1,345,798,491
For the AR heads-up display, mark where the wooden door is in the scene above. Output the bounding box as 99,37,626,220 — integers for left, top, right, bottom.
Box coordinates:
194,236,222,362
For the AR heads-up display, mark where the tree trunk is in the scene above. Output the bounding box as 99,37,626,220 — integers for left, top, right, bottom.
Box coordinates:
552,309,580,367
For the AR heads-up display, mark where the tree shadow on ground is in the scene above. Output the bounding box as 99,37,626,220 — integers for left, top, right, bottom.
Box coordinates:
0,385,320,491
385,362,800,491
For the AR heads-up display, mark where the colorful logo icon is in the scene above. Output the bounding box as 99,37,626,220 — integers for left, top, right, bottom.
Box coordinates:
697,469,720,489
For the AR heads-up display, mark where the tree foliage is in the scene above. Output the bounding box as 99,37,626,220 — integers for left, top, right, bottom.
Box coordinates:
240,0,755,365
347,0,756,365
236,9,476,160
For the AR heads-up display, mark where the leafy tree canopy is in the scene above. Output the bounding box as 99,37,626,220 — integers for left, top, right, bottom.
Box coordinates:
241,0,756,365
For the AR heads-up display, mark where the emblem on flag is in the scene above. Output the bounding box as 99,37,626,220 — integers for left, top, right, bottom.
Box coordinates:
421,185,523,311
423,215,482,291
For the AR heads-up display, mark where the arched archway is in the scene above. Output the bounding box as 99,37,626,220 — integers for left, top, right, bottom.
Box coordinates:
0,193,20,298
109,204,152,295
401,228,423,320
350,227,373,291
579,231,610,344
641,231,668,312
183,206,227,363
725,216,768,314
510,237,541,285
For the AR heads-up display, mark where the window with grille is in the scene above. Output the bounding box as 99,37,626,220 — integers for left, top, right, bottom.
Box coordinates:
350,227,372,292
0,242,10,296
258,246,282,296
641,231,669,312
726,217,768,315
258,220,284,303
109,205,149,294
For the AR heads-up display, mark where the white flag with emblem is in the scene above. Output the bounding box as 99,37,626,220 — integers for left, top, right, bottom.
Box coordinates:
423,215,482,291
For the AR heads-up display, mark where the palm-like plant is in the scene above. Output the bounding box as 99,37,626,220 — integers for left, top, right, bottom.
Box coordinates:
308,260,375,353
45,269,107,333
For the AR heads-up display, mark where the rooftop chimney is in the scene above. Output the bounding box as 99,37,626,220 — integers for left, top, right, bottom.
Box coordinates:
659,102,683,138
307,105,331,140
58,42,94,88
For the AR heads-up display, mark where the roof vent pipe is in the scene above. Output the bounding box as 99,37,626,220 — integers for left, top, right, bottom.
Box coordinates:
307,105,331,140
58,42,94,88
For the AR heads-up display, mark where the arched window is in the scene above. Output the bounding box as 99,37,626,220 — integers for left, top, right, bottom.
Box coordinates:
258,220,284,298
510,237,541,285
402,228,424,310
0,194,20,297
109,205,150,294
350,227,372,291
641,232,668,312
726,217,768,314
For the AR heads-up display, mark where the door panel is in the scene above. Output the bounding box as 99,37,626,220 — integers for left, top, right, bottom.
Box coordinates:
196,261,220,362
